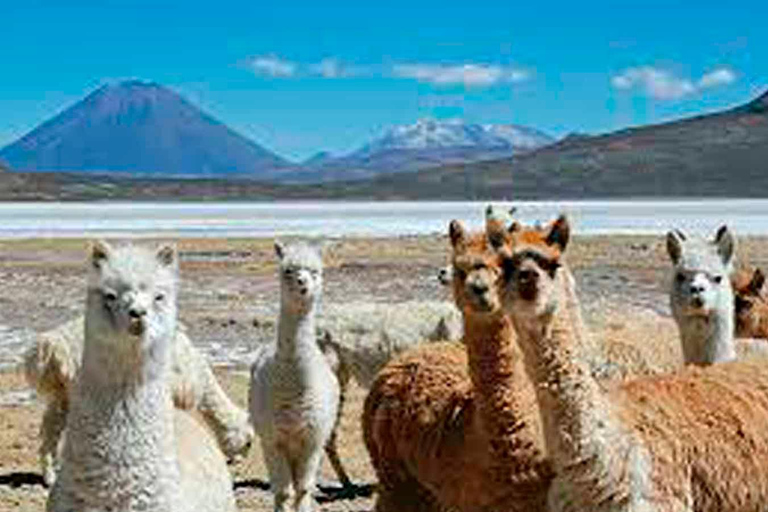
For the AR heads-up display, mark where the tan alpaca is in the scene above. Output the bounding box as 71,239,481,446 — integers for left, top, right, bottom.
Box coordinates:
363,220,553,512
733,267,768,338
494,215,768,512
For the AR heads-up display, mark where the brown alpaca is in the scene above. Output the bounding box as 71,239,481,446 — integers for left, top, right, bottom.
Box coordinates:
732,266,768,338
363,220,553,512
495,215,768,512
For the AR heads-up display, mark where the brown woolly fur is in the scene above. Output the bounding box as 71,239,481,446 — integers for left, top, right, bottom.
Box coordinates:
363,219,553,512
499,214,768,512
732,266,768,338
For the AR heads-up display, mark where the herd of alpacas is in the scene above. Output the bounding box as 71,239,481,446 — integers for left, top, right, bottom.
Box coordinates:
19,203,768,511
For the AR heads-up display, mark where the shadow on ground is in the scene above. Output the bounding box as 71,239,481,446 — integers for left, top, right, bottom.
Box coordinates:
0,472,45,488
234,478,375,503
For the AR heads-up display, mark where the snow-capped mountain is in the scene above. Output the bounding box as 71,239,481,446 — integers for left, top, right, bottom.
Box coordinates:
288,118,553,183
356,118,553,155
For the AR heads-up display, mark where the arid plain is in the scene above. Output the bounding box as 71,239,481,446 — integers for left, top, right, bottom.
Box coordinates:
2,232,768,511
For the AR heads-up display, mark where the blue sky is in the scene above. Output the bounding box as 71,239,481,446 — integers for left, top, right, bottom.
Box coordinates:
1,0,765,161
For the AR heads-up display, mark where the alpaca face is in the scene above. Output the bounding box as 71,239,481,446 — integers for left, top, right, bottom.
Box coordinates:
275,241,323,313
494,216,569,321
732,267,767,337
86,242,178,355
437,265,453,286
667,226,734,319
448,220,503,314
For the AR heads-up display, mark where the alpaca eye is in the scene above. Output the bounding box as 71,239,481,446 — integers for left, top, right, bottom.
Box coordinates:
103,291,117,303
736,297,752,312
713,275,723,284
676,273,685,283
155,293,165,303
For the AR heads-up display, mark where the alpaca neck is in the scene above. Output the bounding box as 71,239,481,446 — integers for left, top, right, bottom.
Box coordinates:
66,324,180,508
512,287,623,477
463,310,541,458
277,301,319,357
678,306,735,365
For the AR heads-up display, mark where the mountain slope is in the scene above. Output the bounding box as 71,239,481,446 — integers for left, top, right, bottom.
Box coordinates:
0,80,289,177
322,89,768,198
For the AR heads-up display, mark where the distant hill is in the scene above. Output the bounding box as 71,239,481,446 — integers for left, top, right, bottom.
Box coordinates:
0,80,290,177
290,118,554,182
317,88,768,198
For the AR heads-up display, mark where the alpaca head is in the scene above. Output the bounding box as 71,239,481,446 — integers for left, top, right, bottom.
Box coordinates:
437,265,453,286
732,267,767,337
448,220,503,315
85,241,178,359
275,241,323,314
667,226,734,321
492,215,570,323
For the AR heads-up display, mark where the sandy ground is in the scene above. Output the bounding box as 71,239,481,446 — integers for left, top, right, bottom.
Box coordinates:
2,232,768,511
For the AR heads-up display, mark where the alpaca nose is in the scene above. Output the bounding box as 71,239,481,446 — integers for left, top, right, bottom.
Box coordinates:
519,269,538,284
470,282,488,295
129,307,147,319
690,284,705,295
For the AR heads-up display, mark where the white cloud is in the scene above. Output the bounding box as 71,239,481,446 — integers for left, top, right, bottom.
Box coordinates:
250,55,296,78
308,58,370,79
698,68,736,89
612,66,737,100
393,63,530,88
311,58,343,78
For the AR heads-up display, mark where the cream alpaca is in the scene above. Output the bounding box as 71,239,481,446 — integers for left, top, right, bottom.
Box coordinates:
667,227,737,364
48,242,234,512
497,215,768,512
249,241,340,512
363,220,552,512
25,316,253,486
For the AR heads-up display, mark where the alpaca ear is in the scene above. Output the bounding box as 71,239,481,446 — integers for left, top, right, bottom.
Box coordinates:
666,230,685,265
156,244,177,268
90,240,113,270
714,225,735,266
545,215,570,251
449,220,467,249
274,241,285,260
750,268,765,294
486,219,507,251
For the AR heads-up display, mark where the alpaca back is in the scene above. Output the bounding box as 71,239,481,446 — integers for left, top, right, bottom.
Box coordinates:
616,358,768,508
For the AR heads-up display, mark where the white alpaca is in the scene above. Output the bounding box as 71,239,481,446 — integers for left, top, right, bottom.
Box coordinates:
249,241,340,512
25,316,253,486
667,226,737,364
47,242,235,512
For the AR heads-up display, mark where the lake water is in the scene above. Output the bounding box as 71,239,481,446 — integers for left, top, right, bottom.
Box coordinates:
0,200,766,239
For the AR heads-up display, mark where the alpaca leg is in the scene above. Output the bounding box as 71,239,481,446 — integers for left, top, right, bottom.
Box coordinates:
293,448,323,512
176,334,254,460
197,363,254,460
263,442,293,512
322,370,353,489
39,399,67,487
